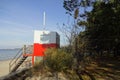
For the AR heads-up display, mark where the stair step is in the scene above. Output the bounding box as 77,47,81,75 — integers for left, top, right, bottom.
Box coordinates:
10,56,28,73
9,46,33,73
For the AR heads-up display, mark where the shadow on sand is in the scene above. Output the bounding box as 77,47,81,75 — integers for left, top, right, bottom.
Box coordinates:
78,57,120,80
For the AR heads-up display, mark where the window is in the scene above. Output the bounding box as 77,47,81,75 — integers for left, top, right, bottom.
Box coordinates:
40,35,50,44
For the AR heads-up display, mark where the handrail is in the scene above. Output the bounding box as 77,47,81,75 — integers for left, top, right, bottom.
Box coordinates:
9,52,23,70
9,48,23,66
9,48,23,72
9,45,33,72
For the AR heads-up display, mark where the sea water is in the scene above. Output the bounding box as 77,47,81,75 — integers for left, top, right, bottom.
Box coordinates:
0,49,19,61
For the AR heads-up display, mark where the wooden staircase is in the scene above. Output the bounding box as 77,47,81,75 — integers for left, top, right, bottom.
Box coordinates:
10,56,28,73
9,45,32,73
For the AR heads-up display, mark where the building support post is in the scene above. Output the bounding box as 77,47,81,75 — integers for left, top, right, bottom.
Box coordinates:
23,45,26,55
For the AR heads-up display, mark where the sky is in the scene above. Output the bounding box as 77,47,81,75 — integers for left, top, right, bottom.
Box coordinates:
0,0,70,49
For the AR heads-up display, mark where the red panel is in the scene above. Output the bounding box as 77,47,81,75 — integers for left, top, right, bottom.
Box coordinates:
23,54,32,57
33,43,58,56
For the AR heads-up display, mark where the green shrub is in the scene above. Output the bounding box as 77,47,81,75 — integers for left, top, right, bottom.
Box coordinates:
44,48,73,72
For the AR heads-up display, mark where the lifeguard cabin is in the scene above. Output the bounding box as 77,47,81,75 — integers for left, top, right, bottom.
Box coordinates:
9,30,60,72
9,12,60,72
32,30,60,64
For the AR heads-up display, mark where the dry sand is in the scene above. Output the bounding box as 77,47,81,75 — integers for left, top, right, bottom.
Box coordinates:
0,60,10,77
0,57,32,78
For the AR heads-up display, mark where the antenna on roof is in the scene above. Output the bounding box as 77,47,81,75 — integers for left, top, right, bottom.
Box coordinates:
43,11,46,30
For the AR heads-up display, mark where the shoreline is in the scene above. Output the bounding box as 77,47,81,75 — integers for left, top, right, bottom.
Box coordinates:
0,58,12,62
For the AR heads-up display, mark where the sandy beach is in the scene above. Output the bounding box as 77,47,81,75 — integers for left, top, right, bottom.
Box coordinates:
0,57,32,77
0,60,10,77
